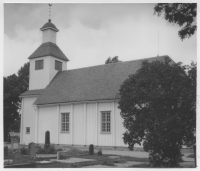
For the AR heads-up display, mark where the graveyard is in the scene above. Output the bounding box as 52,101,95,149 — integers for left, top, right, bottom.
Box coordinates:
4,142,195,168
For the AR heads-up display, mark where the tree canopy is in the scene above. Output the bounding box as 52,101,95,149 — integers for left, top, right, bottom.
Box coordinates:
4,62,29,141
118,57,196,167
154,3,197,40
105,56,121,64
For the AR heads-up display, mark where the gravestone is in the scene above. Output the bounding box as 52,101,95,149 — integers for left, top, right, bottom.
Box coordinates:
9,132,20,150
97,147,102,156
45,131,50,150
89,144,94,155
13,151,23,164
28,142,36,159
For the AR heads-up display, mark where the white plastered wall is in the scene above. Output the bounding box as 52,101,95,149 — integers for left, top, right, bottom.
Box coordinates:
36,101,133,147
21,96,38,145
42,29,56,44
29,56,67,90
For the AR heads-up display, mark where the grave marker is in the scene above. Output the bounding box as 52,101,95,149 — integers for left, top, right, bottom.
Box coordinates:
13,151,23,164
28,142,36,159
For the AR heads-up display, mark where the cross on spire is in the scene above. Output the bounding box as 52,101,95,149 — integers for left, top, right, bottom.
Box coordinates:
49,4,52,22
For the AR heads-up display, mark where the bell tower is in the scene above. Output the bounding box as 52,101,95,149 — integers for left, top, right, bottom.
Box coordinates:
28,17,69,90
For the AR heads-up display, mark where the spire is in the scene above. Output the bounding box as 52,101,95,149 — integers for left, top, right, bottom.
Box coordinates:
40,4,59,32
49,4,52,22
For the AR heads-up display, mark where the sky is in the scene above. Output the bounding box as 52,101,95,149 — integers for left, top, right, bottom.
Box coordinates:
3,2,197,77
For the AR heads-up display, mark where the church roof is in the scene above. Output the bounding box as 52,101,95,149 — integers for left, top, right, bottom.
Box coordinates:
40,20,59,32
32,55,171,105
20,89,44,97
28,42,69,61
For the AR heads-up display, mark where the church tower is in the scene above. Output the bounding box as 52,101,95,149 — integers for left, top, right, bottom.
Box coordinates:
28,19,69,90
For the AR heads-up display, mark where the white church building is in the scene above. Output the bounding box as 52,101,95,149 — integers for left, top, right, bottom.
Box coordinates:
20,19,169,148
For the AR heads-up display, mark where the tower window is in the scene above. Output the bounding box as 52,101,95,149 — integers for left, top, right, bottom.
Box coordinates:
35,60,44,70
26,127,30,134
55,60,62,71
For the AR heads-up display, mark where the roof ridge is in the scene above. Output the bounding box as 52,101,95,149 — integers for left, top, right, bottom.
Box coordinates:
63,55,169,72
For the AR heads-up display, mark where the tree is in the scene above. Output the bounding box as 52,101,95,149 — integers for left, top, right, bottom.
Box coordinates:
3,62,29,141
105,56,121,64
154,3,197,40
118,57,196,167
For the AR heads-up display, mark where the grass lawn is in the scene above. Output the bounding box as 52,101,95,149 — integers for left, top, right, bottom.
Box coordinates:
36,153,149,168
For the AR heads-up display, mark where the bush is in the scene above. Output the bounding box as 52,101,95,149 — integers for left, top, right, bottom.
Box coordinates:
20,147,28,155
36,146,46,154
59,154,68,160
148,150,181,167
36,145,56,154
56,148,63,152
46,146,56,154
101,161,114,166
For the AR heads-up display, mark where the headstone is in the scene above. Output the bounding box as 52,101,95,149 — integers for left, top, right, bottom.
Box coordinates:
4,146,8,157
13,142,19,149
28,142,36,159
89,144,94,155
97,147,102,156
45,131,50,150
13,151,23,164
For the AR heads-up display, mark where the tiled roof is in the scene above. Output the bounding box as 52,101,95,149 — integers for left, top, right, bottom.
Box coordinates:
40,20,59,32
20,89,44,97
34,55,171,105
28,42,69,61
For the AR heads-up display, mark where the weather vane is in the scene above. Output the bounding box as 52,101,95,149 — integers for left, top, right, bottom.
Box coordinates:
49,4,52,22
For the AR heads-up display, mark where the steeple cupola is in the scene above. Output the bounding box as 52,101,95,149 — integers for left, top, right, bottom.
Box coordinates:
40,19,59,44
28,19,69,90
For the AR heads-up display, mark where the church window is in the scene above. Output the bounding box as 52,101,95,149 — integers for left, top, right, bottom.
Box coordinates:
61,113,69,132
101,111,111,133
35,60,44,70
55,60,62,71
26,127,30,134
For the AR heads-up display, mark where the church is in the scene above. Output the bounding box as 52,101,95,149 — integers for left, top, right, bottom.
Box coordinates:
20,19,170,148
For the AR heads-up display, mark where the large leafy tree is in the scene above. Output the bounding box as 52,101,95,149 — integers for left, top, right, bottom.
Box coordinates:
118,57,196,167
154,3,197,40
4,62,29,141
105,56,121,64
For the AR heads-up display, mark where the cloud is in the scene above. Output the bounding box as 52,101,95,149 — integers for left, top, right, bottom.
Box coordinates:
4,3,197,77
4,25,41,76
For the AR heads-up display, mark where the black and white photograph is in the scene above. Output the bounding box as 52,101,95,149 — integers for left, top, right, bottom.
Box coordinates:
3,1,197,168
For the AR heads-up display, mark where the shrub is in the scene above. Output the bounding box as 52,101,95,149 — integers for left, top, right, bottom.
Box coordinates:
36,145,56,154
101,161,114,166
97,151,102,156
36,146,46,154
59,154,68,160
97,147,102,156
149,150,181,167
56,148,63,152
67,147,86,155
46,146,56,154
20,147,28,155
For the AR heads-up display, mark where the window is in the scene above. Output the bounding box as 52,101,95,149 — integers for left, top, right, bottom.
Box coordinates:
55,60,62,71
35,60,44,70
61,113,69,132
101,111,111,133
26,127,30,134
